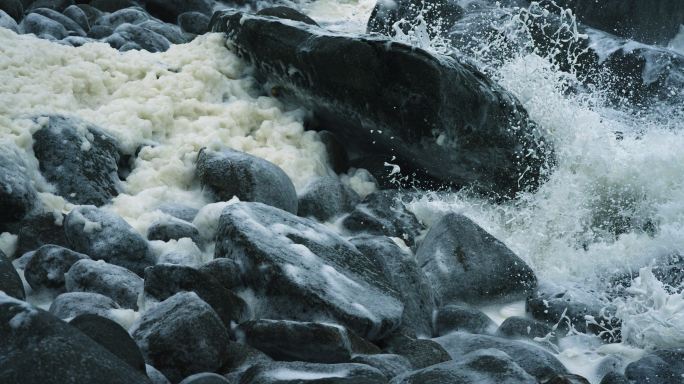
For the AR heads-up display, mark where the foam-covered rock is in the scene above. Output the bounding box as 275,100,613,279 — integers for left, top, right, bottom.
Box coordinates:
0,142,37,224
0,249,25,299
24,244,89,291
147,218,201,245
65,259,143,310
297,176,360,221
49,291,120,319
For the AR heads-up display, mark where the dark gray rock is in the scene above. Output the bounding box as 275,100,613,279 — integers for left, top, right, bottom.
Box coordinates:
0,142,37,224
0,249,25,300
256,6,319,26
95,7,149,28
49,291,120,319
0,0,22,21
147,218,201,245
210,10,552,198
2,210,69,256
65,259,143,309
138,20,187,44
350,235,434,337
599,372,630,384
342,190,423,246
157,203,199,222
20,8,68,38
33,115,121,206
317,130,348,173
88,23,113,38
178,11,209,35
351,354,412,379
24,244,89,291
544,374,591,384
497,316,553,341
434,332,567,381
214,202,403,340
111,22,170,52
61,35,92,46
147,365,172,384
221,341,273,373
0,9,18,31
146,0,211,23
390,348,536,384
30,7,86,35
368,0,464,39
434,304,497,336
237,319,380,364
70,313,146,373
0,293,152,384
63,4,89,31
196,148,298,214
89,0,138,13
416,213,536,304
179,373,230,384
382,333,451,369
64,205,153,275
297,176,360,221
624,348,684,384
143,264,248,327
75,4,102,25
198,258,243,290
239,361,387,384
131,291,231,384
26,0,73,12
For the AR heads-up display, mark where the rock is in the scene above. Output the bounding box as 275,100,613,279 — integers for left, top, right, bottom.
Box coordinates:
198,258,243,290
61,34,92,46
131,292,231,383
26,0,74,12
147,218,201,245
210,10,551,198
65,259,143,309
145,0,211,23
416,213,537,304
342,190,423,246
221,341,273,373
237,319,380,364
434,304,497,336
297,176,360,221
63,4,90,31
89,0,138,13
33,115,121,205
24,244,90,291
196,148,298,214
111,22,170,52
256,6,319,26
367,0,464,39
0,0,22,21
239,362,387,384
497,316,553,341
177,11,208,35
351,354,412,379
624,348,684,384
390,348,536,384
64,205,154,275
350,235,435,337
143,264,248,327
157,203,199,222
0,293,152,384
317,130,348,173
88,23,113,38
599,372,630,384
30,7,86,35
138,20,187,44
0,142,37,224
0,9,18,31
382,333,451,369
49,291,120,319
179,373,231,384
0,249,25,300
543,374,591,384
70,313,146,372
214,202,403,340
434,332,567,381
148,365,172,384
75,4,102,25
2,209,69,256
95,7,149,28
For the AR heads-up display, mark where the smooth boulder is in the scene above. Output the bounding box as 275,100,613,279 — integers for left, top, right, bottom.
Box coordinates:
65,259,143,310
24,244,90,291
434,304,497,336
297,176,360,221
0,249,25,299
49,291,120,319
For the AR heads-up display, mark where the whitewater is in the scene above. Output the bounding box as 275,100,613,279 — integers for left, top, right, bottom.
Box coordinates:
2,0,684,382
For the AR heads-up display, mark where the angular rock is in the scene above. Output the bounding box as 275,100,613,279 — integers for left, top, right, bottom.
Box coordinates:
390,348,536,384
221,341,273,373
63,4,89,31
64,205,153,275
65,259,143,310
147,218,201,245
49,291,120,319
0,9,18,31
143,264,248,327
434,331,567,381
256,6,319,26
434,304,497,336
0,0,22,21
0,293,152,384
196,148,298,214
131,292,231,383
497,316,553,341
177,11,209,35
24,244,90,291
351,354,412,379
368,0,464,39
382,333,451,369
70,313,146,373
214,202,403,340
198,258,243,290
145,0,211,23
416,213,536,304
33,115,121,206
30,7,86,35
239,362,387,384
210,10,551,197
297,176,360,221
179,373,231,384
0,249,25,300
0,142,37,224
95,7,149,28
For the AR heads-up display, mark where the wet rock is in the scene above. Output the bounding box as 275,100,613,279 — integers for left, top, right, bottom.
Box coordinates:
214,202,403,340
342,190,423,246
239,361,387,384
70,313,146,372
434,304,497,336
30,7,86,35
3,210,69,256
24,244,89,291
0,293,152,384
257,6,318,26
297,176,360,221
497,316,553,341
391,348,536,384
368,0,464,39
599,372,630,384
210,10,551,197
0,0,22,21
148,365,172,384
237,319,380,364
89,0,138,13
416,213,536,304
49,291,120,319
63,4,89,31
138,20,187,44
351,354,412,379
198,258,243,290
27,0,74,12
434,331,567,381
111,23,170,52
146,0,212,23
75,4,102,25
65,259,143,310
131,291,231,383
143,264,248,327
624,348,684,384
221,341,273,373
147,218,201,245
0,249,25,300
179,373,231,384
64,205,153,275
95,7,149,28
382,333,451,369
543,374,591,384
21,9,69,37
88,23,113,38
196,148,298,214
0,9,18,31
177,11,209,35
62,34,92,46
317,130,348,173
350,235,434,337
0,142,37,224
157,203,199,222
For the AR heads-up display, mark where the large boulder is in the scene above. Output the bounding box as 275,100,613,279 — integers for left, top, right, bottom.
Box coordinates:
0,293,152,384
214,201,403,340
351,354,412,380
0,142,37,224
382,333,452,369
24,244,90,291
239,361,387,384
416,213,536,305
209,10,552,198
65,259,143,310
29,7,86,36
145,0,212,23
49,291,120,320
20,11,68,38
367,0,464,39
32,115,122,206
